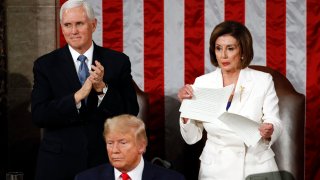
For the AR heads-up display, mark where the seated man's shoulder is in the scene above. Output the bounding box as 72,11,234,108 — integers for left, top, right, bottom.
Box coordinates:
145,162,185,180
74,163,112,180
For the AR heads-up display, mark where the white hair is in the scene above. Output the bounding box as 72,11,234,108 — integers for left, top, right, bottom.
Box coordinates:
59,0,95,22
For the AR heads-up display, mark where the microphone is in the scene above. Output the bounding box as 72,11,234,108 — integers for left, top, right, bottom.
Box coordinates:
151,157,171,169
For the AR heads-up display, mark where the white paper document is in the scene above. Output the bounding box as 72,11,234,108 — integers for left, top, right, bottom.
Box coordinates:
218,112,261,147
179,84,234,122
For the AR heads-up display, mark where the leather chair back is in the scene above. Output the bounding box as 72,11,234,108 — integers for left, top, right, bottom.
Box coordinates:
250,65,305,180
132,80,149,122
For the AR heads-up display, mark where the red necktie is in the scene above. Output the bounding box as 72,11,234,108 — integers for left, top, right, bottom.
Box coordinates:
121,172,130,180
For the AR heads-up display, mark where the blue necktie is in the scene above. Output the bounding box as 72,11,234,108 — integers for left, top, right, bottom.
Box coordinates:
77,55,89,85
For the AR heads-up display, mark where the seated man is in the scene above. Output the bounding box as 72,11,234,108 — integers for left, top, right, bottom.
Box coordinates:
75,114,185,180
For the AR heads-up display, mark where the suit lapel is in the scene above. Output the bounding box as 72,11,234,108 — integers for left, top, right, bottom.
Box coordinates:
229,68,253,114
213,68,224,88
58,45,82,91
92,43,101,66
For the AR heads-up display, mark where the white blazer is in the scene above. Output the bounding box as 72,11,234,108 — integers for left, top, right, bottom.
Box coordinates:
180,67,282,180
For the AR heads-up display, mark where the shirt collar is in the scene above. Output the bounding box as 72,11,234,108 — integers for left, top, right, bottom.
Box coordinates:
68,42,94,66
114,157,144,180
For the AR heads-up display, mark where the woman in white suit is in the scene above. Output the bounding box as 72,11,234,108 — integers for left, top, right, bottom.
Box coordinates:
178,21,282,180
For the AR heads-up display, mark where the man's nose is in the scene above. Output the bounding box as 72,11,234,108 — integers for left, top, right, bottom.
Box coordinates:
71,25,79,34
111,144,120,153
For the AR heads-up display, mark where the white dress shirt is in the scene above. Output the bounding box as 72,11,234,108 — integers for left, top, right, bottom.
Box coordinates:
114,157,144,180
69,43,94,74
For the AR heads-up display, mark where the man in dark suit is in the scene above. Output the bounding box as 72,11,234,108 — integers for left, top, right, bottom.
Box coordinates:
75,114,185,180
31,1,139,180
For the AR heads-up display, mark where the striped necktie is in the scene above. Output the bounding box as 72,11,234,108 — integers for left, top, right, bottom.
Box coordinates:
77,55,89,85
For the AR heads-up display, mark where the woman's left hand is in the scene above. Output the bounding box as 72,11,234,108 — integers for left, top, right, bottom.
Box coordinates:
259,123,274,139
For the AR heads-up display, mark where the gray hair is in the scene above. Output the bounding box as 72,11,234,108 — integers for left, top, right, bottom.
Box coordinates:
59,0,95,22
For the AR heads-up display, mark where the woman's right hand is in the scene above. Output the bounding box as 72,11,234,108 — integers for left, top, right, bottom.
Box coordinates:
177,84,194,102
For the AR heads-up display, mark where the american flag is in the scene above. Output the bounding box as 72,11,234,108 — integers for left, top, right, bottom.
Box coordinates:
59,0,320,179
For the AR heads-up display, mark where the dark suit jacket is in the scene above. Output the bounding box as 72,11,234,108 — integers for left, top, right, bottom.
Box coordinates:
74,161,186,180
31,43,139,180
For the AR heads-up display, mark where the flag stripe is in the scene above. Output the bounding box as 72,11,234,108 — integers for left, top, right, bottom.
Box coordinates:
225,0,245,24
245,0,266,66
306,0,320,179
164,0,184,95
91,0,103,46
286,0,306,94
123,0,144,89
143,0,165,158
102,0,123,51
184,0,205,84
266,0,286,75
204,0,224,73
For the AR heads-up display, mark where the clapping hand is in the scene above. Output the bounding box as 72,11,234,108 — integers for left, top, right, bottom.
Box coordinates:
89,60,106,92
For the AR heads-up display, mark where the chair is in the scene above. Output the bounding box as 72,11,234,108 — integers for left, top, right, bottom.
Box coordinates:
132,80,149,122
249,65,305,180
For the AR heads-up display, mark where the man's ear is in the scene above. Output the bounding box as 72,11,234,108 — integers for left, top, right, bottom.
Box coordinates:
91,18,97,32
138,141,147,154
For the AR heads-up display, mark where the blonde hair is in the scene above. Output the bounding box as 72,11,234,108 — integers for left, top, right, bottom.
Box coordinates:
103,114,148,146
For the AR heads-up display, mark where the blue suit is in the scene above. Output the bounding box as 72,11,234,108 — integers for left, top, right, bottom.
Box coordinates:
31,43,139,180
75,162,185,180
